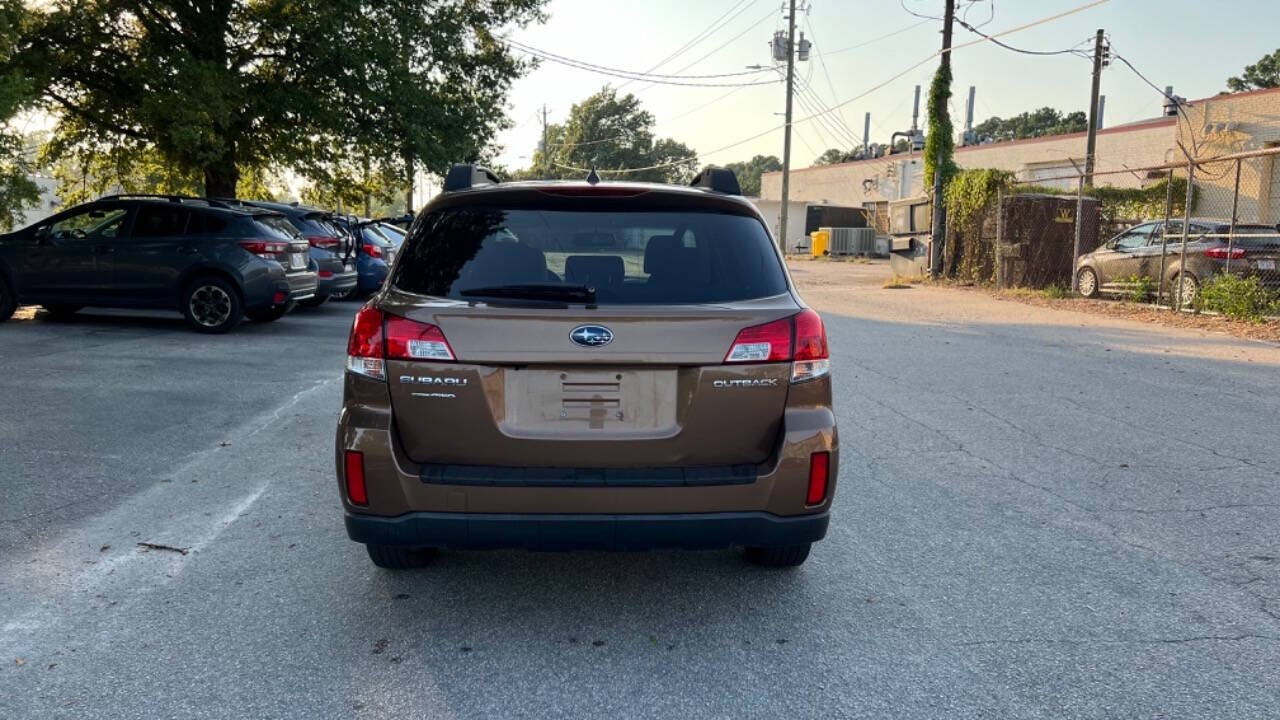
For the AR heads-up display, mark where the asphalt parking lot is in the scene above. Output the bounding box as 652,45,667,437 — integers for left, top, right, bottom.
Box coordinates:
3,275,1279,719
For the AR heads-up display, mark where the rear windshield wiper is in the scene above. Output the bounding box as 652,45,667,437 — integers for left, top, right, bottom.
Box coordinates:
459,283,597,304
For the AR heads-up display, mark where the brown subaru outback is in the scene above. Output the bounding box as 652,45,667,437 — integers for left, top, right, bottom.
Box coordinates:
335,165,838,569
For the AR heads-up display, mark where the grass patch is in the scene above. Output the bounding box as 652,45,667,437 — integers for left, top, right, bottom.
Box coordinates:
1039,283,1071,299
882,274,925,289
1000,285,1069,299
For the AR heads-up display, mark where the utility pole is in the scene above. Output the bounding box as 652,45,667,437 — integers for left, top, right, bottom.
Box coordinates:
1083,28,1106,185
928,0,954,279
540,104,549,176
777,0,798,251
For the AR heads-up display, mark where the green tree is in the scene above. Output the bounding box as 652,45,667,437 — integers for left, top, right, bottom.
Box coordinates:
0,1,40,229
723,154,782,196
813,148,850,166
1227,48,1280,92
973,107,1087,143
529,87,698,184
10,1,545,200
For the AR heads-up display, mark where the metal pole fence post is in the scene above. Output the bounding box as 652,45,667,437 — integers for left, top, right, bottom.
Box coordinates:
1157,168,1174,307
995,187,1004,290
1175,159,1195,310
1072,173,1084,292
1227,158,1241,274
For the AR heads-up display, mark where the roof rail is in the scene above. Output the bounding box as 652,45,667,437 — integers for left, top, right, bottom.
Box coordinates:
443,164,502,192
689,167,741,196
97,193,233,208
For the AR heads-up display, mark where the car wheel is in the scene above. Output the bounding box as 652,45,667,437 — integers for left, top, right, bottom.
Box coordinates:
1172,272,1198,309
182,276,243,334
744,543,811,568
365,544,437,569
297,294,328,308
246,302,293,323
1076,267,1099,298
42,304,83,318
0,277,15,322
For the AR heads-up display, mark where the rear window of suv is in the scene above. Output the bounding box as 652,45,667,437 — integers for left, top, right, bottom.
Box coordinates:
392,206,787,305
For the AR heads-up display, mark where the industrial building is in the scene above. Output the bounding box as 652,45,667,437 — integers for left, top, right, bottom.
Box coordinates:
756,85,1280,248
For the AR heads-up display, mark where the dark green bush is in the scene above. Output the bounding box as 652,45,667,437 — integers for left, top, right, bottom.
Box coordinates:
1194,273,1280,322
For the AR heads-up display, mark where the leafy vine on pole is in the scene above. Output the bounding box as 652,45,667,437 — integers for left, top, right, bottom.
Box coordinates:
924,63,957,192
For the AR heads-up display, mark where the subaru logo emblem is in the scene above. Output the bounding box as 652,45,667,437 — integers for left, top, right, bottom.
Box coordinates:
569,324,613,348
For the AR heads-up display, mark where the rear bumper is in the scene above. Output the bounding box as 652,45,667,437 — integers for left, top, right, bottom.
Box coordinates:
317,267,358,297
286,270,318,300
344,509,829,551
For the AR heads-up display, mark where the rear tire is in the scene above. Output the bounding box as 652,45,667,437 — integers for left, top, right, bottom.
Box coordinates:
42,304,83,318
246,302,293,322
366,544,437,569
0,277,15,322
745,543,812,568
1076,267,1099,298
181,275,243,334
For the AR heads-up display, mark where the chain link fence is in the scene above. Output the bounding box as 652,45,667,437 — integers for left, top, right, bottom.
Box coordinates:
942,146,1280,320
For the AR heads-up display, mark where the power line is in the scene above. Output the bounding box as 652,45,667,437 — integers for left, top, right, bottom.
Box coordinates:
956,17,1092,59
633,6,780,93
558,0,1111,175
1107,43,1205,160
803,14,861,146
824,19,932,56
503,39,778,84
619,0,759,89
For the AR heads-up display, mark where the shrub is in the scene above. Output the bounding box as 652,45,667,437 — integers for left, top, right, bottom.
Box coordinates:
1195,273,1280,322
1123,275,1154,303
1040,283,1070,299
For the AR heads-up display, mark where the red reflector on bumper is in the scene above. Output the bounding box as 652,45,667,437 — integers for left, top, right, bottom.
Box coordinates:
806,452,829,505
345,450,368,505
318,270,334,278
273,291,287,304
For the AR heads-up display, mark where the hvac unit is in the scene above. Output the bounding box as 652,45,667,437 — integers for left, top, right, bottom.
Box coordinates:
826,227,878,256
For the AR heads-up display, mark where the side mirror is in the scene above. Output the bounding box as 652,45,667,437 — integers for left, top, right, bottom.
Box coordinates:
34,226,51,243
1103,240,1118,250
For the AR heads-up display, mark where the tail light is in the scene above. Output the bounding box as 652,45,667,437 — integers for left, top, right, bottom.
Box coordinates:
806,452,830,505
238,239,290,259
1205,246,1246,260
317,270,334,279
344,450,368,505
724,309,830,383
346,306,386,380
345,307,455,381
385,315,455,361
791,309,831,383
306,235,341,250
363,242,383,259
724,317,791,363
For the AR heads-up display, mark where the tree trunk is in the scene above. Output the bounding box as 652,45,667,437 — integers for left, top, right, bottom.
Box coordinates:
203,145,239,199
404,152,414,213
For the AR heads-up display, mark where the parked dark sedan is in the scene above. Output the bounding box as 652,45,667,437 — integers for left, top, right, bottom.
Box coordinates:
1076,218,1280,306
0,195,316,333
220,200,358,306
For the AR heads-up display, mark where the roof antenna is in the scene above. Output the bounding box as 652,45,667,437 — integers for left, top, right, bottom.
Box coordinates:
586,165,600,185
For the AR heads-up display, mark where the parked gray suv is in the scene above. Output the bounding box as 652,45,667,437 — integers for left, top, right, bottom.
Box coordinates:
0,195,317,332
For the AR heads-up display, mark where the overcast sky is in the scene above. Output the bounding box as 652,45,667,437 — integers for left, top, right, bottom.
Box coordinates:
493,0,1279,173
